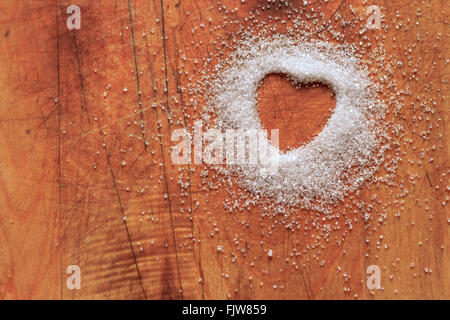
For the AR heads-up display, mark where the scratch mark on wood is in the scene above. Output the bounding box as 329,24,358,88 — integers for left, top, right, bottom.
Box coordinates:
159,0,184,299
72,33,91,124
56,0,63,300
104,139,147,299
127,0,148,149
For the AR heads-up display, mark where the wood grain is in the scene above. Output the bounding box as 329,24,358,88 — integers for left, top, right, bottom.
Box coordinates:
0,0,448,299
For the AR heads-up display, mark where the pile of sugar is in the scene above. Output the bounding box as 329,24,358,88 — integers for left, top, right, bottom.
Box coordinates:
202,34,388,211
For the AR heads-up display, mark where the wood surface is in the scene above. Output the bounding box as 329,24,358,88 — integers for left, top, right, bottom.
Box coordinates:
0,0,448,299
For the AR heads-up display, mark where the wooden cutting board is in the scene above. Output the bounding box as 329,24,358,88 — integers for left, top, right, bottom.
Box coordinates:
0,0,448,299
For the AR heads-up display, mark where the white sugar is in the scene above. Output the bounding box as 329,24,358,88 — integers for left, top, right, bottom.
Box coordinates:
201,34,388,212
